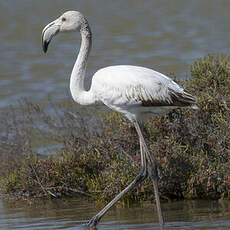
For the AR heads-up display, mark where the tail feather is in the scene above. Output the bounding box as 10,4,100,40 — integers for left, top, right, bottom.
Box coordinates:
169,89,197,107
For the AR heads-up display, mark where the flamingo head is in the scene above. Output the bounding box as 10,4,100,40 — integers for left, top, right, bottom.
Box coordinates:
42,11,88,53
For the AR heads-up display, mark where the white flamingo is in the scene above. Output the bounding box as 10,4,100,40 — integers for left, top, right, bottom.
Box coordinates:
42,11,197,229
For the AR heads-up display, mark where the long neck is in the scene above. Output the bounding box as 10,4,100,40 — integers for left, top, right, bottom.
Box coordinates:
70,25,95,105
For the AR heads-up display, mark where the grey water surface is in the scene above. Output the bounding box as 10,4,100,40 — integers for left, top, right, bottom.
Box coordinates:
0,199,230,230
1,0,230,229
1,0,230,108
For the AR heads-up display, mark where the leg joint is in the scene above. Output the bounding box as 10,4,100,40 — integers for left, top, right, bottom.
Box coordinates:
137,166,147,181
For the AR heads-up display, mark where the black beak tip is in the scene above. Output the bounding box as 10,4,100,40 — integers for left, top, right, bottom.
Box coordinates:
42,40,49,53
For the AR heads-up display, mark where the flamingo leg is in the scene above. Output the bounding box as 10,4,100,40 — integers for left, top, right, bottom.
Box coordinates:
133,121,164,228
87,124,147,228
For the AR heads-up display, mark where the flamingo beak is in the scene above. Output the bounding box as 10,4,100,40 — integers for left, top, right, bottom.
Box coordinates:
42,20,60,53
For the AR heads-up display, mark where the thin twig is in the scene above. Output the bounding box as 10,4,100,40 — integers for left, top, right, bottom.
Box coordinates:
60,182,92,197
29,164,57,198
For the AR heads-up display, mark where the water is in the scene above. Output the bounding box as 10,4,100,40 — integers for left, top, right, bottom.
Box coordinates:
0,199,230,230
1,0,230,229
0,0,230,108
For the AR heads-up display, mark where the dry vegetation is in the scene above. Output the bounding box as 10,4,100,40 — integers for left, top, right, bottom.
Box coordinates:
0,55,230,203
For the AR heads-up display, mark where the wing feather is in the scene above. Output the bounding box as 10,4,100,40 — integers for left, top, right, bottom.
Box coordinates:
91,65,196,108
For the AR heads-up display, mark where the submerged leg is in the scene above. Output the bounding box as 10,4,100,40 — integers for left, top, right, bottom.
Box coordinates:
87,129,147,227
133,121,164,228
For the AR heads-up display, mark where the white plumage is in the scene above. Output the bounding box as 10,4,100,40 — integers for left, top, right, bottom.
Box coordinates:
42,10,197,229
91,65,188,121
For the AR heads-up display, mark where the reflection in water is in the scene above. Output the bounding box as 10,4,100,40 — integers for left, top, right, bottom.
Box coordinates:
0,198,230,230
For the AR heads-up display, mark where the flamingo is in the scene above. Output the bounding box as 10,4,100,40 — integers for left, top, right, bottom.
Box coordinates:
42,11,197,229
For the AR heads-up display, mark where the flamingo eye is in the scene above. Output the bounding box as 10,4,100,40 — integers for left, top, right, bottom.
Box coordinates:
62,17,66,22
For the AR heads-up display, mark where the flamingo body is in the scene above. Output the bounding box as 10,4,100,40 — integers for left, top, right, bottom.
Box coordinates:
90,65,195,121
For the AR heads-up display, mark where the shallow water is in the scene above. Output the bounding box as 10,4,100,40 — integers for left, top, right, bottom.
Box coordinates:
0,0,230,109
0,199,230,230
